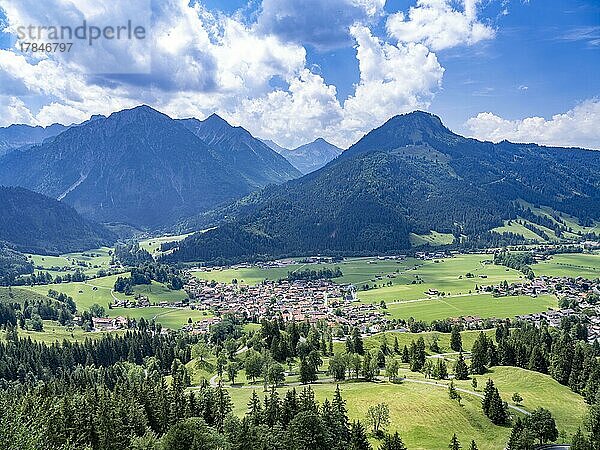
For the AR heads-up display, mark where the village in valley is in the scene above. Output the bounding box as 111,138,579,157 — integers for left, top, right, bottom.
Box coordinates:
89,246,600,346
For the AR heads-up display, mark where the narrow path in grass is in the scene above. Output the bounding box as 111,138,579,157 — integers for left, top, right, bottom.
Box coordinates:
401,377,530,415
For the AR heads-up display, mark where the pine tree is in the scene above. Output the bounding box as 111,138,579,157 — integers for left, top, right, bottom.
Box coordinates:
454,353,469,380
448,380,459,400
450,325,463,352
401,345,409,363
468,440,478,450
482,379,495,417
436,358,448,380
332,385,350,448
378,431,407,450
528,345,548,374
571,427,590,450
410,338,426,372
246,390,263,425
352,328,365,355
487,387,508,425
263,388,280,427
280,388,298,426
349,420,372,450
449,433,461,450
214,381,233,432
470,332,489,375
393,336,400,355
506,417,535,450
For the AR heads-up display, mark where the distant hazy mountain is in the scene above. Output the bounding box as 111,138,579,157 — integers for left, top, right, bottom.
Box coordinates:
0,106,263,229
178,114,301,187
166,111,600,263
261,139,289,154
0,123,69,156
0,186,114,254
263,137,343,174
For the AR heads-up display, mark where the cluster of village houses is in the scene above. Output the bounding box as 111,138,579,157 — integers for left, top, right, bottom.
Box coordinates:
92,249,599,339
486,275,600,342
183,277,387,334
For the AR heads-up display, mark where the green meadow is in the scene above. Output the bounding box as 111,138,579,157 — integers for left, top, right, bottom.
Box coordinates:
223,364,585,450
1,320,126,344
534,253,600,278
22,274,197,329
139,233,194,255
356,329,497,354
384,293,556,322
24,246,115,277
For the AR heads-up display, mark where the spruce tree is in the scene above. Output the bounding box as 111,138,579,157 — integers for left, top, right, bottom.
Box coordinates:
469,440,478,450
436,358,448,380
571,427,590,450
247,390,263,425
401,345,409,363
349,420,372,450
454,353,469,380
487,387,508,425
482,379,495,417
450,325,463,352
378,431,407,450
470,332,489,375
332,385,350,448
449,433,461,450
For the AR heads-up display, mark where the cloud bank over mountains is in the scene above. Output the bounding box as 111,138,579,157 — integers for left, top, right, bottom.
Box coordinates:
0,0,598,149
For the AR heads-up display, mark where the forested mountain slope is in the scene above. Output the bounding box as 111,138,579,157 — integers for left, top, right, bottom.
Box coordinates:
166,111,600,263
0,186,115,254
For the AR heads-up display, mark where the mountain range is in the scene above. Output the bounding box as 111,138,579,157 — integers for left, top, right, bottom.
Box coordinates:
165,111,600,263
263,138,343,174
0,123,69,156
0,106,300,229
178,114,300,187
0,186,115,254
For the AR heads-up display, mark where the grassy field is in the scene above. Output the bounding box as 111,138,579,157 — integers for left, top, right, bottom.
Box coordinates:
384,293,556,322
222,364,585,449
492,220,548,242
192,264,304,285
452,366,587,437
0,286,53,304
0,320,126,343
534,253,600,278
357,254,524,302
24,247,115,277
109,306,212,329
26,276,119,311
22,274,197,329
518,200,599,236
225,381,510,450
409,231,455,247
139,233,194,255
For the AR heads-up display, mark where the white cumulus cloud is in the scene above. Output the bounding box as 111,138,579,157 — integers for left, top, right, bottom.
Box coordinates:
0,0,447,147
386,0,495,51
465,99,600,150
341,24,444,142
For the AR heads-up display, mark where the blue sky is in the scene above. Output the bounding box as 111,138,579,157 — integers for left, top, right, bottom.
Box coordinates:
0,0,598,148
